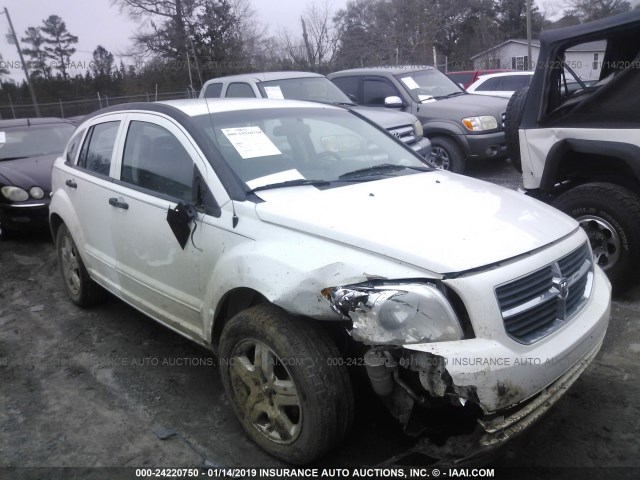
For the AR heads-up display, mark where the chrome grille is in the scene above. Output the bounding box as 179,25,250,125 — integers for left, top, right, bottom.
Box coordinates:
387,125,416,145
495,243,594,344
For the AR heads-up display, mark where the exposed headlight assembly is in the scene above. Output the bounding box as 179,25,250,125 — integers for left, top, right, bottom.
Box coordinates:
322,283,463,345
1,186,29,202
461,116,498,132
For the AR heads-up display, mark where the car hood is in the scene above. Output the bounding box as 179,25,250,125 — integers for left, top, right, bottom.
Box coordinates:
418,93,508,119
0,154,57,190
253,171,577,274
351,106,416,129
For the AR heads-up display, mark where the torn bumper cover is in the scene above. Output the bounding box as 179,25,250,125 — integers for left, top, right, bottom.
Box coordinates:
323,268,610,456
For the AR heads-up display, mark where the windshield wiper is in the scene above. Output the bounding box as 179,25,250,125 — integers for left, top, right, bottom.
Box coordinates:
433,91,466,100
0,156,28,161
338,164,429,180
247,178,331,194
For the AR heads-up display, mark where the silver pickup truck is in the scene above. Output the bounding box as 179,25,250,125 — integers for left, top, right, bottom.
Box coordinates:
199,71,431,158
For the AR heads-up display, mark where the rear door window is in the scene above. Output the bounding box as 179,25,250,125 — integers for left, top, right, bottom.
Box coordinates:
203,83,223,98
77,121,120,175
331,76,360,102
363,79,399,106
226,83,256,98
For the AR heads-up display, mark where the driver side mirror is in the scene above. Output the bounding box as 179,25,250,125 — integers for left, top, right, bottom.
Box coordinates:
384,96,404,108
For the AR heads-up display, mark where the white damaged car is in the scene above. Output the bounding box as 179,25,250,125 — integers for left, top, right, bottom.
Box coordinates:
49,98,611,464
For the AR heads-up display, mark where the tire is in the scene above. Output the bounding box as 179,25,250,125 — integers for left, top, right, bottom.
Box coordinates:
0,218,10,240
55,223,105,306
429,136,466,173
219,304,354,464
504,86,529,174
553,182,640,290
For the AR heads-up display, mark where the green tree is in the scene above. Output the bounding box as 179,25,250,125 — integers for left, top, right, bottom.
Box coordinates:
21,27,50,79
41,15,78,79
494,0,545,41
91,46,115,78
0,54,9,78
567,0,631,22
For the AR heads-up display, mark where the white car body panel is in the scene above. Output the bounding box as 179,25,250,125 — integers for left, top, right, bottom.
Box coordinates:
255,171,577,273
520,127,640,190
49,99,611,451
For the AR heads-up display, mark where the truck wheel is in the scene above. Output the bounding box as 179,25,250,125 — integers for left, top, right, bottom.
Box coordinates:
553,182,640,289
56,223,105,306
429,136,465,173
219,304,354,464
504,87,529,174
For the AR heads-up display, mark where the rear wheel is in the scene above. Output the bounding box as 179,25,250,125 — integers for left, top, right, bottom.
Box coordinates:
56,224,105,306
219,304,354,464
429,136,465,173
553,182,640,290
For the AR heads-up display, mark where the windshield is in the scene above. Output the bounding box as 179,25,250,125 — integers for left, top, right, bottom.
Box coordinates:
193,107,429,191
257,77,354,105
395,69,465,102
0,123,75,161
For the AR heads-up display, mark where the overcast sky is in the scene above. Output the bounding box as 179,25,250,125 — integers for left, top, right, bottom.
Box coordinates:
0,0,350,82
0,0,632,83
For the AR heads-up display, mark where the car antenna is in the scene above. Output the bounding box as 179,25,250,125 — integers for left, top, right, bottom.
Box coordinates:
204,98,239,229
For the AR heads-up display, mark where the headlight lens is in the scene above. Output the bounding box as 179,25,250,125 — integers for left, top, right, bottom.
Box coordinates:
461,116,498,132
413,119,423,137
322,283,463,345
1,186,29,202
29,186,45,199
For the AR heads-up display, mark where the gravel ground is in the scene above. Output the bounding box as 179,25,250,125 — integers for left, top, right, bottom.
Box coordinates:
1,158,638,479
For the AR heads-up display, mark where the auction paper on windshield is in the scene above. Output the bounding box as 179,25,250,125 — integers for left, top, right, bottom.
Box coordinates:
400,77,420,90
264,86,285,99
221,126,282,159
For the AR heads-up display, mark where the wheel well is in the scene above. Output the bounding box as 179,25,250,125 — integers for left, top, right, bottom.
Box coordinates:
211,288,268,349
49,213,64,240
547,151,640,194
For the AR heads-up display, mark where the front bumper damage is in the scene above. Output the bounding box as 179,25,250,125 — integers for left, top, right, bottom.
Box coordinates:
361,330,605,466
343,266,611,465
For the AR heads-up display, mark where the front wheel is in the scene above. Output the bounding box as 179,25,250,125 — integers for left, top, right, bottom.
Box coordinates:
219,305,354,464
553,182,640,290
429,136,466,173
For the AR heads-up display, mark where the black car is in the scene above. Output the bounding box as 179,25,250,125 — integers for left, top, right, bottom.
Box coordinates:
0,117,76,239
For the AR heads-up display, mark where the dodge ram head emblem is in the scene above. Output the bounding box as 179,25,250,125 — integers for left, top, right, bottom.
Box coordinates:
554,278,570,300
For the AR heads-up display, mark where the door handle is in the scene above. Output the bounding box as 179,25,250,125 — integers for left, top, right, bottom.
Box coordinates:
109,197,129,210
65,179,77,189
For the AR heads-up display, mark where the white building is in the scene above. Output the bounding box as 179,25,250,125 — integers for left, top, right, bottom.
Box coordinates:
471,39,607,81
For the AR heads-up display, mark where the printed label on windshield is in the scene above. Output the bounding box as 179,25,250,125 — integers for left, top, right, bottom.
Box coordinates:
221,126,282,159
400,77,420,90
264,86,285,99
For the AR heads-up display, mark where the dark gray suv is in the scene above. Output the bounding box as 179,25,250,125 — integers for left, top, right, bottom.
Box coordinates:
329,66,510,173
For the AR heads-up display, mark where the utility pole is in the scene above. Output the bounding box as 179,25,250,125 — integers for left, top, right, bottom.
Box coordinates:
3,7,40,117
526,0,532,70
